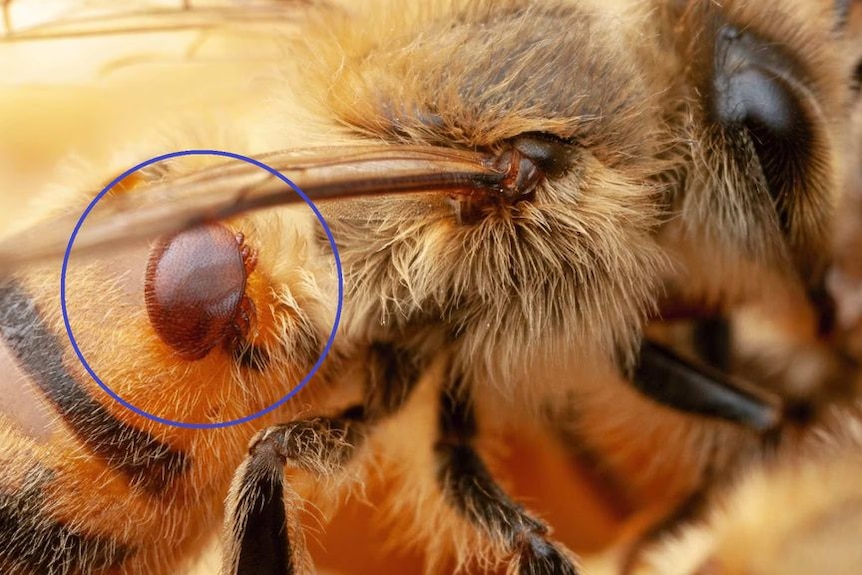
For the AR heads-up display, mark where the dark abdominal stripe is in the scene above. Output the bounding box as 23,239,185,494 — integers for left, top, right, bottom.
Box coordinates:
0,279,189,495
0,465,133,573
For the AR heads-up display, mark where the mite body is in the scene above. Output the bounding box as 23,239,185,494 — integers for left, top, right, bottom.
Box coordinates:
0,1,857,574
145,224,258,361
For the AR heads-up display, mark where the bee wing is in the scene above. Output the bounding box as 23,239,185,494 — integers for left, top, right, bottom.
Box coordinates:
0,145,508,273
0,0,312,260
1,0,308,90
0,2,511,274
1,1,302,41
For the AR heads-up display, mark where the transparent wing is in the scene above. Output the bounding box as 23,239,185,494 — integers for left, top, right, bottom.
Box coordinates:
0,0,311,266
0,0,518,275
1,1,303,41
1,0,308,87
0,0,516,276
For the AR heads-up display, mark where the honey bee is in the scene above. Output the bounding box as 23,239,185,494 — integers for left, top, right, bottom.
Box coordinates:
0,1,857,574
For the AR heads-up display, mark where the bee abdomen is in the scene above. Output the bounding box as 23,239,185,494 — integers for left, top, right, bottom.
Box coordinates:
0,465,133,574
0,278,189,495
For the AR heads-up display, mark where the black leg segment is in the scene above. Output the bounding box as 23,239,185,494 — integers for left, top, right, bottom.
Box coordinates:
434,379,579,575
222,412,365,575
632,340,782,431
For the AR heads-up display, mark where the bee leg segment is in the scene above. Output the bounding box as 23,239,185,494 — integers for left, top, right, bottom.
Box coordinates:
220,341,426,573
631,340,782,431
222,409,365,575
435,384,579,575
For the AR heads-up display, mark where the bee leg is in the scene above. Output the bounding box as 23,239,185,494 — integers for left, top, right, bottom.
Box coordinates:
435,384,580,575
221,341,424,574
631,340,782,431
221,408,365,575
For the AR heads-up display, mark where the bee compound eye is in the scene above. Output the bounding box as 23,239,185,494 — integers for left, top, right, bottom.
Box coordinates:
144,223,252,360
717,65,803,141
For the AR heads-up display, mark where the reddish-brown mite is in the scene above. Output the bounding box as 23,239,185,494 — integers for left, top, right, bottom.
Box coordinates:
144,223,257,361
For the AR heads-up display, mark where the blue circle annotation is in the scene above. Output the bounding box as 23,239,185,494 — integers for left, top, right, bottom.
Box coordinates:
60,149,344,429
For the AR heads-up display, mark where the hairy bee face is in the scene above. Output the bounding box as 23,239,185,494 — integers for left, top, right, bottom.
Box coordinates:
277,0,847,391
305,1,675,384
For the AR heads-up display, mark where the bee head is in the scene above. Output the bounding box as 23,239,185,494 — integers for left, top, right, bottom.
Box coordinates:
295,0,676,380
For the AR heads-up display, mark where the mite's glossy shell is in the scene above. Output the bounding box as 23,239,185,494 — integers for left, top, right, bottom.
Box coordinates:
144,223,250,360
